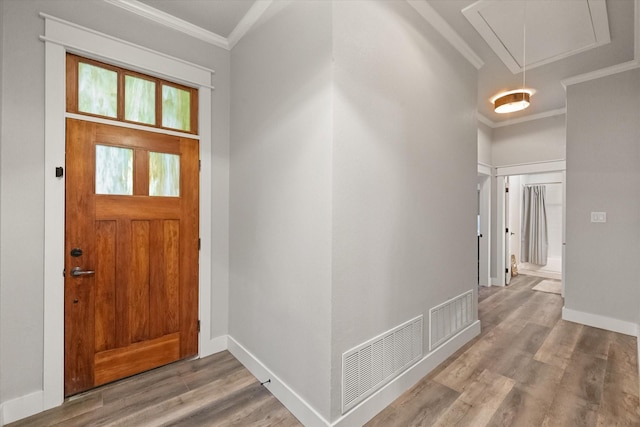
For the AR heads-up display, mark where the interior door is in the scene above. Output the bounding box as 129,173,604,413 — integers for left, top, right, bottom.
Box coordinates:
64,118,199,396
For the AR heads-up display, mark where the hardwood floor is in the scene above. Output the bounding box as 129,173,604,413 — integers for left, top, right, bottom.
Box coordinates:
9,275,639,426
367,274,640,426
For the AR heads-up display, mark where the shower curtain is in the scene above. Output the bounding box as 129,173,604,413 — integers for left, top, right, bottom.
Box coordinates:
521,185,548,265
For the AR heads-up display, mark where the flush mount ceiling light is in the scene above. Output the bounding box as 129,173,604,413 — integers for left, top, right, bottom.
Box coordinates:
491,89,534,114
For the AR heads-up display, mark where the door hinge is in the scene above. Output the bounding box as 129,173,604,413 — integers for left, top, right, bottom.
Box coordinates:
505,187,509,193
197,320,201,332
505,268,509,273
199,160,201,172
198,238,201,250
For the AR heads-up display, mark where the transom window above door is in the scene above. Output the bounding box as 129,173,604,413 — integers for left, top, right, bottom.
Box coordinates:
66,54,198,134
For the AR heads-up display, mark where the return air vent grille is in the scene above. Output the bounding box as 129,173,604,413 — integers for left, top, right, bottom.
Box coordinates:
429,290,475,351
342,315,423,414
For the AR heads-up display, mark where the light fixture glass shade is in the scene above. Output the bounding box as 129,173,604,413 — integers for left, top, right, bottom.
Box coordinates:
494,91,531,114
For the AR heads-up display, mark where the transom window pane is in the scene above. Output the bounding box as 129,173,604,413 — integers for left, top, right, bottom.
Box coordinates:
78,63,117,118
125,75,156,125
162,85,191,131
96,145,133,195
149,152,180,197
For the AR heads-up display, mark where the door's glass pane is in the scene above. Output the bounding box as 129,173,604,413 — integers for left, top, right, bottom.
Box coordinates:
96,145,133,195
149,152,180,197
125,75,156,125
78,63,118,118
162,85,191,131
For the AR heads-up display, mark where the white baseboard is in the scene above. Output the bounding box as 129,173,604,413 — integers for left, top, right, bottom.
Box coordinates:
637,326,640,399
2,324,481,427
562,307,638,336
200,334,229,358
1,390,44,425
227,337,330,427
228,321,481,427
332,320,481,427
491,277,504,286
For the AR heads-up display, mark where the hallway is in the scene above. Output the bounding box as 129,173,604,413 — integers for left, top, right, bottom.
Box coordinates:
8,275,639,426
367,274,639,425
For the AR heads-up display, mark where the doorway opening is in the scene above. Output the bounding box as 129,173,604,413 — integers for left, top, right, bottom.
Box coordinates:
507,172,563,281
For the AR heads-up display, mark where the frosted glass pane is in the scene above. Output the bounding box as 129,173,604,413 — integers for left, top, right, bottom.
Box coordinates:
96,145,133,195
125,75,156,125
149,152,180,197
78,63,117,118
162,85,191,131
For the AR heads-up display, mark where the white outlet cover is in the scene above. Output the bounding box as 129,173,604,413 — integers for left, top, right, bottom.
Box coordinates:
591,212,607,223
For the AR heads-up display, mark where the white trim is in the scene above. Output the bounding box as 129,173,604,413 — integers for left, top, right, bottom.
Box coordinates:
0,391,44,425
636,0,640,60
561,60,640,88
479,109,566,129
463,0,610,74
228,1,273,49
477,163,492,176
492,109,566,128
65,113,202,139
406,0,484,70
332,321,481,427
40,13,215,85
228,337,330,427
102,0,273,52
562,307,638,337
42,14,216,416
477,113,493,128
103,0,229,50
228,320,480,427
496,160,566,176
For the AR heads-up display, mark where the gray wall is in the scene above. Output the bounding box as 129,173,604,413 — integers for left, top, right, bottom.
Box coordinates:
331,0,477,419
478,121,492,166
0,0,230,404
229,0,333,418
230,0,477,422
565,68,640,324
492,115,565,167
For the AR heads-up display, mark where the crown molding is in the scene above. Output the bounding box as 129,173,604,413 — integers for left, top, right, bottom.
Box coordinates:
561,59,640,88
104,0,230,50
228,0,273,49
407,0,484,70
478,108,566,129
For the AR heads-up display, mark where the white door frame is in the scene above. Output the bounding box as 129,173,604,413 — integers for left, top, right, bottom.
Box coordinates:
477,164,491,287
42,15,216,411
494,160,566,287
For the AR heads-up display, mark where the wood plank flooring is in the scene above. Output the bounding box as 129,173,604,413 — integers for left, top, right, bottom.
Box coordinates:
8,274,639,426
367,274,640,426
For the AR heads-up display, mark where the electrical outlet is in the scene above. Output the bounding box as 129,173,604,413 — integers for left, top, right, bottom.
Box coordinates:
590,212,607,223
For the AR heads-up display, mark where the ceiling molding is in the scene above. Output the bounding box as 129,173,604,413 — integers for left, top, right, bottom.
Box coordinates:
561,60,640,88
407,0,484,70
463,0,610,74
104,0,230,50
479,108,566,129
477,114,494,128
228,0,272,49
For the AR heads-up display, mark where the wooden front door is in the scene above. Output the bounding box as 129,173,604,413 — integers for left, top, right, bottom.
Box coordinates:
64,118,199,396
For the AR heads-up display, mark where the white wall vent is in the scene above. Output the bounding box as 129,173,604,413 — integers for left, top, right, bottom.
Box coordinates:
342,315,423,414
429,290,475,351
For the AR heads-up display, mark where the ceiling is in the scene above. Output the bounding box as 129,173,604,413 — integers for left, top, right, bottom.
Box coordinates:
134,0,638,126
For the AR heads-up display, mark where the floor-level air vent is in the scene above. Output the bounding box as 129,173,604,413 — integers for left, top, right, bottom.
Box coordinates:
342,315,423,414
429,290,475,351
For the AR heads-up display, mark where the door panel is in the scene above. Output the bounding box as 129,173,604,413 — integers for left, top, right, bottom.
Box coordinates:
65,118,199,396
